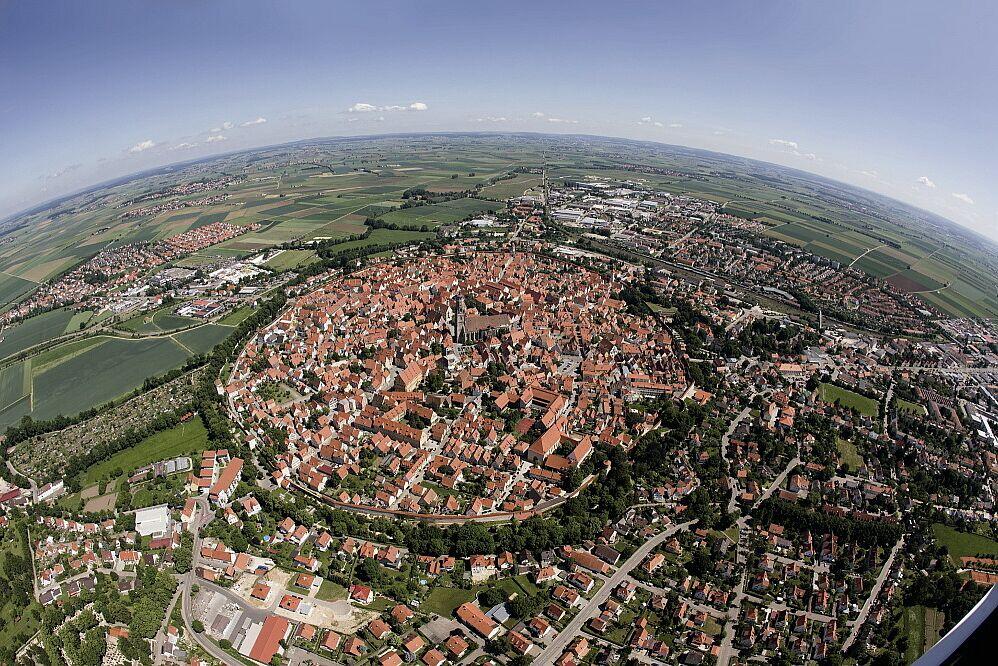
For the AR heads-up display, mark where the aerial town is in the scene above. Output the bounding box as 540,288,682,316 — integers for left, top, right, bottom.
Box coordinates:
1,155,995,666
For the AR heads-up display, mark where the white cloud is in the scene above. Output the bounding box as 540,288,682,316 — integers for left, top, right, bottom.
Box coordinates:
205,134,227,143
531,111,546,118
547,117,579,124
171,142,199,150
210,121,235,132
475,116,507,123
770,138,819,161
44,163,82,180
917,176,936,188
638,116,664,127
348,101,427,113
952,192,975,205
129,139,156,153
860,169,879,179
241,117,267,126
668,123,683,128
769,138,799,150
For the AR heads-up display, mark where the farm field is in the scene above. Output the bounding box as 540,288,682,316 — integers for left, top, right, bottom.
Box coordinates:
479,173,544,200
0,359,29,412
0,272,36,310
322,228,435,254
374,198,503,228
80,417,208,486
818,383,879,417
0,307,76,360
931,523,998,565
28,336,192,422
171,323,233,354
0,331,215,427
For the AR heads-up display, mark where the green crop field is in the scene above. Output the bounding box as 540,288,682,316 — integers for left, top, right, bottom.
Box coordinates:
931,523,998,565
0,307,76,361
81,417,208,486
0,360,29,411
0,333,206,427
28,336,191,422
375,198,503,228
171,323,233,354
0,272,36,310
819,383,879,417
480,174,544,200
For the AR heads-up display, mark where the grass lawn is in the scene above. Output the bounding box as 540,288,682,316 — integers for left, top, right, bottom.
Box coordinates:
317,579,347,601
513,574,540,596
902,605,927,664
931,523,998,565
423,586,476,617
819,383,879,417
264,249,318,271
896,398,928,416
218,306,255,326
835,437,865,470
80,417,208,486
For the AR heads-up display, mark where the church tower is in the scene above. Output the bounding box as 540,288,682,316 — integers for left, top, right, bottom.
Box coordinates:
454,295,467,343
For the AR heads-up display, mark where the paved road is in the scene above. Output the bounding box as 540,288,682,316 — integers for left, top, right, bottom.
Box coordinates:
842,537,904,651
750,456,801,512
721,404,754,513
178,496,239,666
532,520,698,666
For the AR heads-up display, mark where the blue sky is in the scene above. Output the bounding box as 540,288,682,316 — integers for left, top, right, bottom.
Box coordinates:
1,0,995,238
